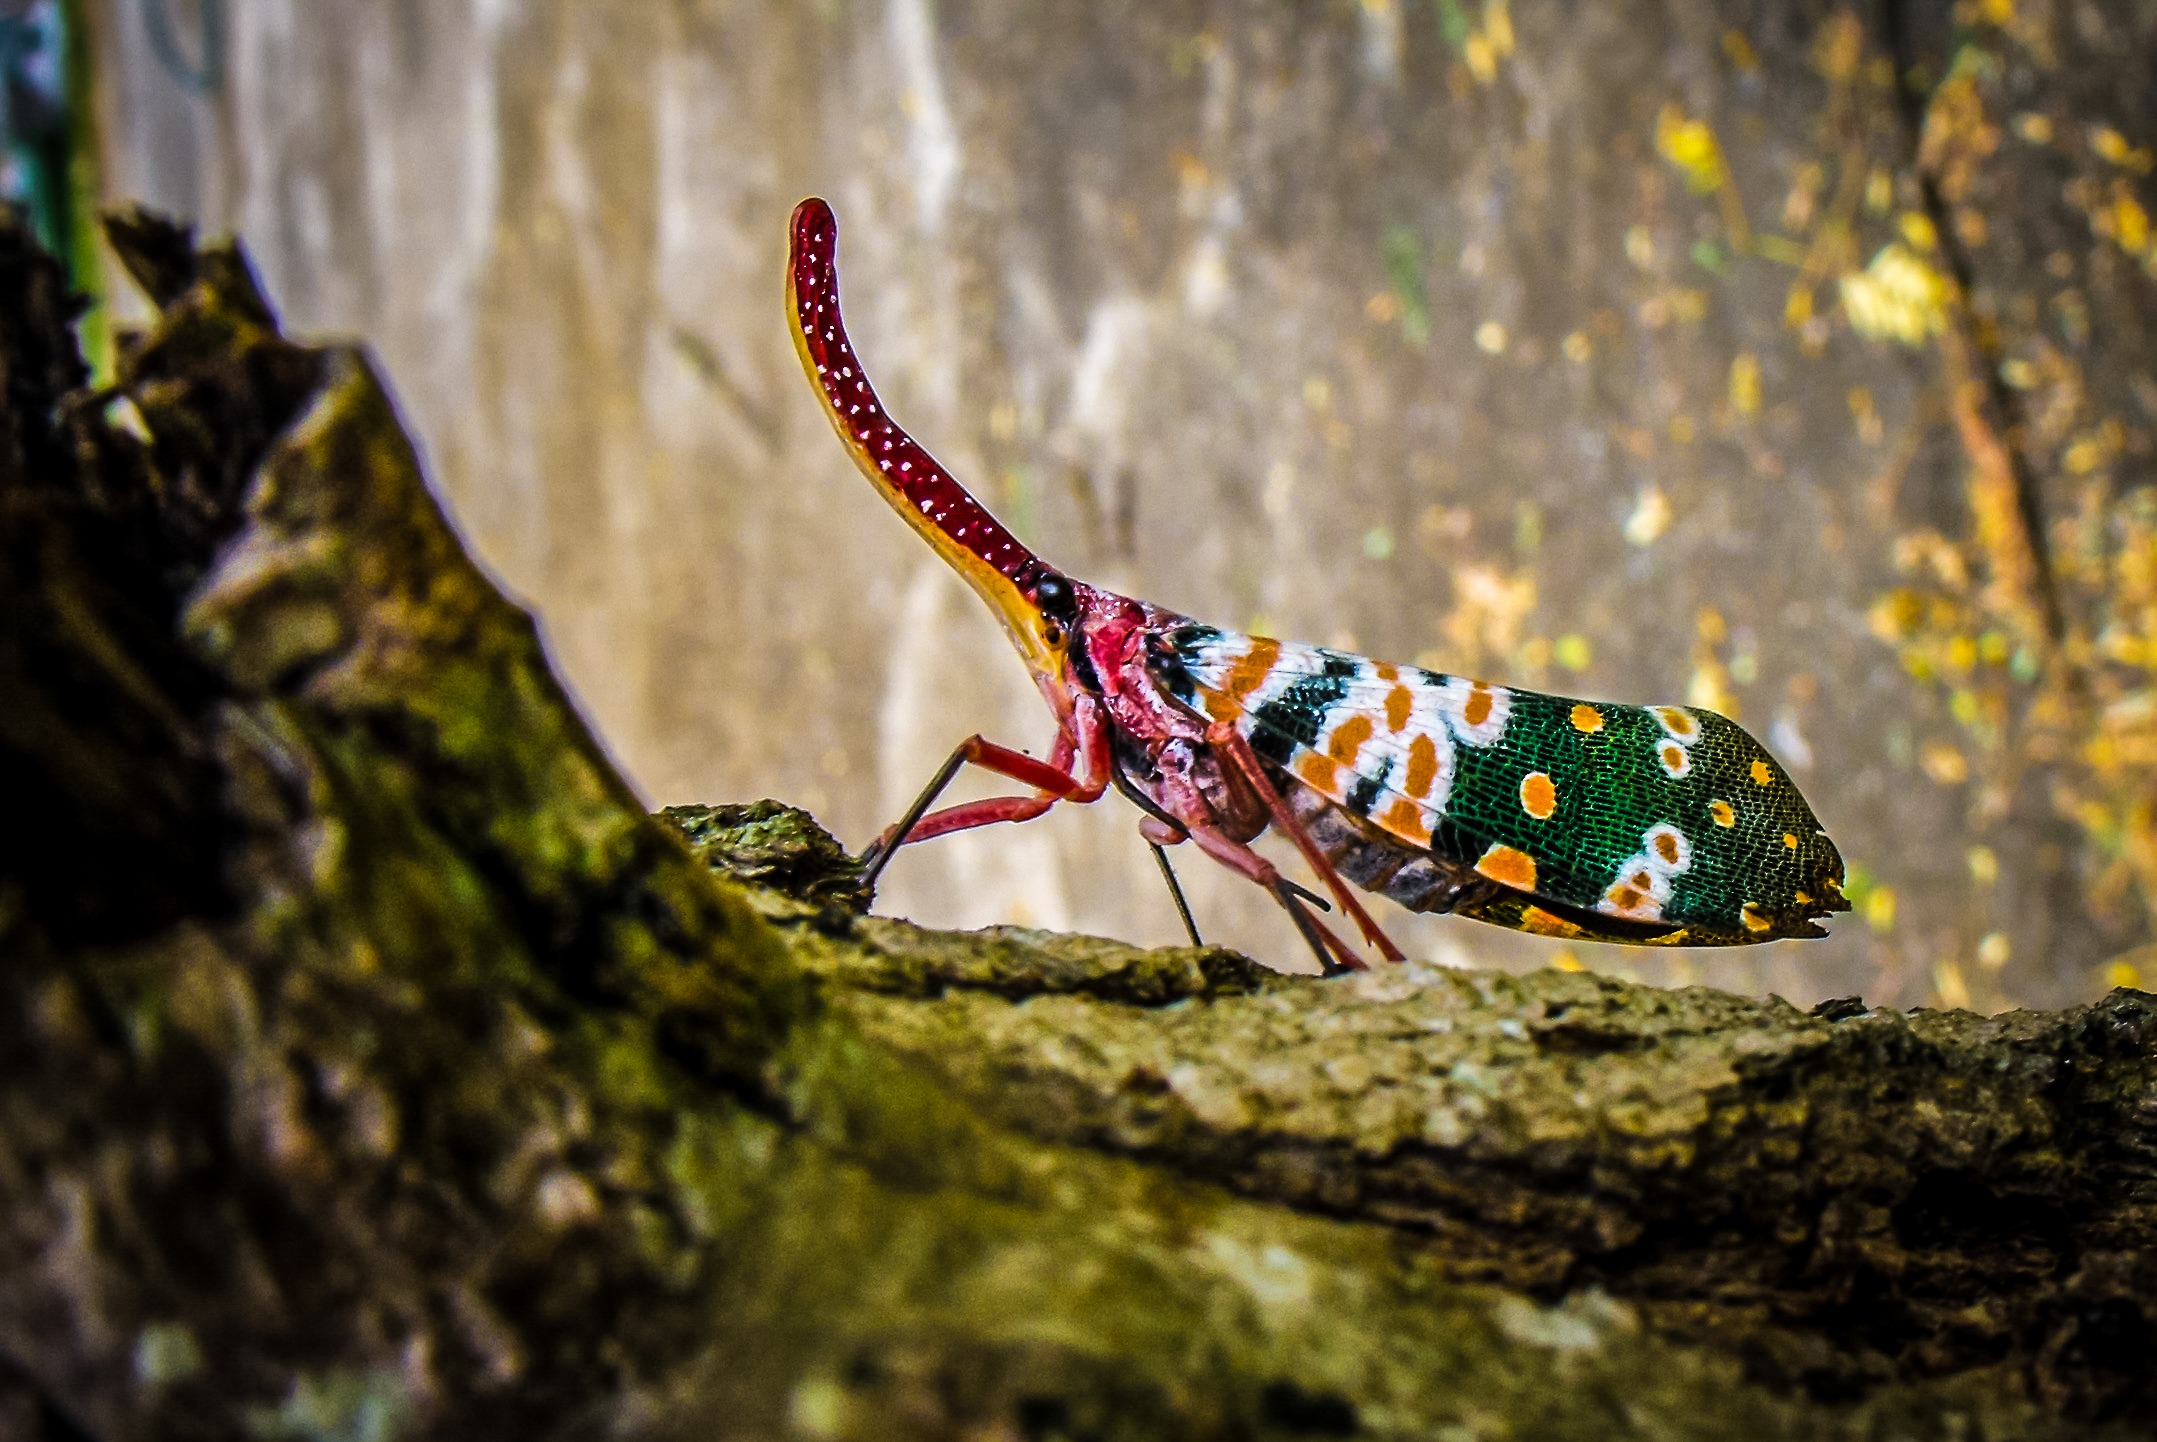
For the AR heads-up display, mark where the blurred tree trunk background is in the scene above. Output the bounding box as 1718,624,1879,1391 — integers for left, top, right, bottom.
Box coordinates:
76,0,2157,1009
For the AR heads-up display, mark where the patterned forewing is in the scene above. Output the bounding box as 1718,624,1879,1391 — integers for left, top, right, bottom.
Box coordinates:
1161,625,1843,940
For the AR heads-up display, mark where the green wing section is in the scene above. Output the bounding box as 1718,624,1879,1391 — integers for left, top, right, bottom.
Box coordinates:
1165,625,1847,943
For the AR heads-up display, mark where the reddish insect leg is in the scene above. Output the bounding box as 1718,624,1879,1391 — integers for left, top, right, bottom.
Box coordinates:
1183,821,1367,975
1205,720,1409,964
860,698,1111,890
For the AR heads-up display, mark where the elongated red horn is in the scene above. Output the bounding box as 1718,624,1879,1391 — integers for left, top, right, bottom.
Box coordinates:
788,199,1047,592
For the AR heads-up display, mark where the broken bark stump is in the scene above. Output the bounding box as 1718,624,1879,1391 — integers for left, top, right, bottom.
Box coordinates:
1,208,2153,1440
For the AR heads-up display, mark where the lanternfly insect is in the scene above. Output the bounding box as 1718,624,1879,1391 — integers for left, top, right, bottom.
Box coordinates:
788,198,1847,973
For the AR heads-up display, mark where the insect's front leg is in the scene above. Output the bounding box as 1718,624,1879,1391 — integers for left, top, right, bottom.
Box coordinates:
860,695,1113,889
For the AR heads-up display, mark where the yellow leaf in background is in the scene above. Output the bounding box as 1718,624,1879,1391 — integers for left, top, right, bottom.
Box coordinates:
1729,352,1762,414
1441,563,1539,663
2103,959,2144,990
1656,104,1725,193
1921,739,1970,785
1865,885,1898,933
2092,126,2154,173
1687,660,1734,716
2111,193,2150,255
1979,0,2014,24
1464,31,1498,84
1865,168,1894,213
2064,433,2110,473
1483,0,1514,56
1841,243,1948,347
1933,958,1972,1010
1815,12,1862,81
1898,210,1938,251
1868,587,1925,642
1624,486,1672,546
1847,385,1884,443
2103,631,2148,665
1753,233,1810,265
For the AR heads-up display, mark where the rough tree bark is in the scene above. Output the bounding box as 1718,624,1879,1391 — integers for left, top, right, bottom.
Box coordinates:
1,209,2153,1440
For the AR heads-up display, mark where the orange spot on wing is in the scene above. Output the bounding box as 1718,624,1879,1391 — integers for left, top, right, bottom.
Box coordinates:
1783,832,1799,850
1463,685,1495,728
1660,742,1690,776
1520,906,1588,939
1476,844,1538,891
1656,706,1699,739
1750,758,1773,786
1404,732,1440,800
1327,713,1375,766
1571,703,1604,733
1379,796,1432,846
1602,877,1664,920
1374,662,1399,682
1741,902,1773,933
1297,751,1341,794
1520,771,1558,820
1654,831,1682,865
1710,799,1736,827
1220,638,1282,708
1386,685,1413,732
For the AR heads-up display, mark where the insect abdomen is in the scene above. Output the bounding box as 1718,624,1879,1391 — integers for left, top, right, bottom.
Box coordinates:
1287,783,1486,914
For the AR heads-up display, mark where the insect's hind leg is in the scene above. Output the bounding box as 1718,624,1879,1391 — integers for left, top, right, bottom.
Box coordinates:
1183,820,1368,975
1203,721,1408,964
1147,841,1204,947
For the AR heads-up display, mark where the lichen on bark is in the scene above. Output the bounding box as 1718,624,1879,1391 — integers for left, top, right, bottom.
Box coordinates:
0,207,2151,1440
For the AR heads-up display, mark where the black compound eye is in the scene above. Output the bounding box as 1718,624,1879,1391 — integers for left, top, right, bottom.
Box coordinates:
1034,572,1078,627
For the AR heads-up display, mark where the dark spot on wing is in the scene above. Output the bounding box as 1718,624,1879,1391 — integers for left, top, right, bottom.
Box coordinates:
1248,674,1348,766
